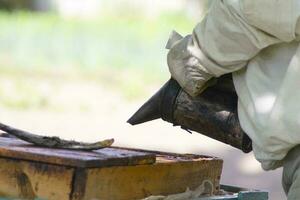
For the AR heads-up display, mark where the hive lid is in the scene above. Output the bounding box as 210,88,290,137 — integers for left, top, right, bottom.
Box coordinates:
0,136,156,168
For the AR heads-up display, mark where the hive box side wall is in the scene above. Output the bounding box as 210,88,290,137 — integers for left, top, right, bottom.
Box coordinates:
0,157,74,200
82,159,223,200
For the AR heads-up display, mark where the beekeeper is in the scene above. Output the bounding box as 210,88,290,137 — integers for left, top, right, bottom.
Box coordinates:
167,1,300,199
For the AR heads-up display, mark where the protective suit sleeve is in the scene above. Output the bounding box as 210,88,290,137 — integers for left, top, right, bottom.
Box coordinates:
167,0,300,97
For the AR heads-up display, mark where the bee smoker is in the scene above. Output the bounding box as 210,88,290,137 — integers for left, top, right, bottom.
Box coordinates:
127,74,252,153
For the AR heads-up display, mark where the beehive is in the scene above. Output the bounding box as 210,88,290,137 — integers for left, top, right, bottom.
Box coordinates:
0,136,223,200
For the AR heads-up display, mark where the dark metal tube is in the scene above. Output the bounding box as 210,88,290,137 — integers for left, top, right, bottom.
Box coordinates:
128,74,252,153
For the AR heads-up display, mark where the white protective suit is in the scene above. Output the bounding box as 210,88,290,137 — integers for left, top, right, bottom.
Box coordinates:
167,0,300,197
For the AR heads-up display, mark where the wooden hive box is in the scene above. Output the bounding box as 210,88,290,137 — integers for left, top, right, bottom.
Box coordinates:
0,136,223,200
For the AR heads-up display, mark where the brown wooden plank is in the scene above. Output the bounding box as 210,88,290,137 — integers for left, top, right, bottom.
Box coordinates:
0,136,223,200
0,157,74,200
81,155,223,200
0,137,155,168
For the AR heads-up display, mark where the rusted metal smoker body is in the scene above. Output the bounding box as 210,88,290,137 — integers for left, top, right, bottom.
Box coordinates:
128,74,252,153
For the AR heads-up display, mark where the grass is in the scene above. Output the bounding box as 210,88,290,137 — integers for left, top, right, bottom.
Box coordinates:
0,11,194,71
0,10,196,109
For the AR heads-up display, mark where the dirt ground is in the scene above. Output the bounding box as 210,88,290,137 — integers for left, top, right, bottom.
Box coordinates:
0,80,285,200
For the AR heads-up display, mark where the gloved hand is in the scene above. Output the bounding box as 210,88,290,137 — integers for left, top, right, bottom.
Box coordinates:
166,31,213,97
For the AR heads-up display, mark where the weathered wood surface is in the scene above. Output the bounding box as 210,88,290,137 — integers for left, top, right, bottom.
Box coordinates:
0,157,74,199
0,137,223,200
81,155,223,200
0,137,156,168
0,122,114,150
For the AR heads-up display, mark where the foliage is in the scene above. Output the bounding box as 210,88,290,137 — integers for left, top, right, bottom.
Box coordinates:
0,11,195,108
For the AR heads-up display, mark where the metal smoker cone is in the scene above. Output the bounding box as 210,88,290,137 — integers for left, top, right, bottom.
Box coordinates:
127,80,171,125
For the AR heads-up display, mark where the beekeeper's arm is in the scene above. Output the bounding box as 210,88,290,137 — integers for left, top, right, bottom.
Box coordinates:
168,0,300,97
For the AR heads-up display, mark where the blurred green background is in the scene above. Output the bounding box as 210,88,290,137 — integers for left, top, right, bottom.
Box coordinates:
0,0,205,110
0,1,285,200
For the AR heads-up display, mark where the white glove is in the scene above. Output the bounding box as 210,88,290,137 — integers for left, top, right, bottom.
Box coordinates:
166,31,213,97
